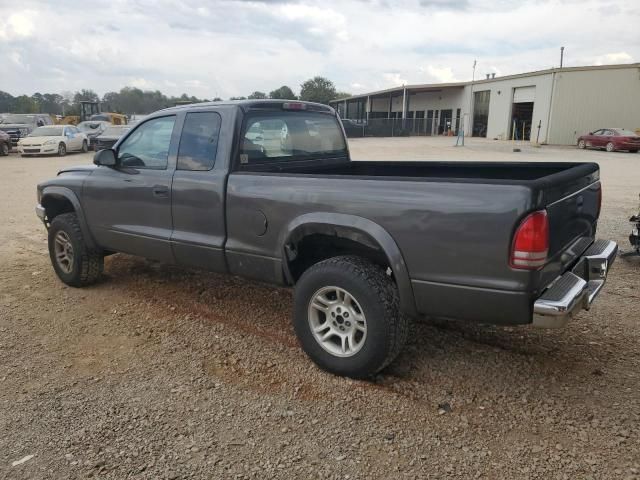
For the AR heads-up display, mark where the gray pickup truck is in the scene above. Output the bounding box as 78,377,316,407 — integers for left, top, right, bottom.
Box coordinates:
36,100,617,378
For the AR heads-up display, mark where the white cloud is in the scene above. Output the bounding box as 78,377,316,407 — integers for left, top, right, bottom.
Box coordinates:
130,78,154,89
382,73,408,87
0,0,638,100
421,65,458,83
592,52,634,65
0,11,37,39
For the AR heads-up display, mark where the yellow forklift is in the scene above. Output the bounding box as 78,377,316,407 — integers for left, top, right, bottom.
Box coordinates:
79,101,128,125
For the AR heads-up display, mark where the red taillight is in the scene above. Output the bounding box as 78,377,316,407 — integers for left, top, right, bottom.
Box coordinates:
510,210,549,270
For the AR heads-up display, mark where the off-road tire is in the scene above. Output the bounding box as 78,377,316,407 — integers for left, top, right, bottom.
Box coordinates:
58,142,66,156
293,255,409,379
0,142,9,156
48,212,103,287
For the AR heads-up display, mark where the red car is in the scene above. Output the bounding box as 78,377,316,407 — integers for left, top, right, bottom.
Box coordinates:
578,128,640,153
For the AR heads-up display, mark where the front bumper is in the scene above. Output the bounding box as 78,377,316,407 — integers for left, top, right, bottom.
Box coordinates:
532,239,617,328
18,144,58,155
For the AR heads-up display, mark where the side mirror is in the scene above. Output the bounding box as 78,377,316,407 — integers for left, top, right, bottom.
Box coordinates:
94,148,116,166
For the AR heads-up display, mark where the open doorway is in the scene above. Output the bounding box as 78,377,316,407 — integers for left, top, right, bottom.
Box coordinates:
510,102,533,140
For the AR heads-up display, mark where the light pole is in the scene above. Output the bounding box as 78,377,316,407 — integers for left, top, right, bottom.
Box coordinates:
468,59,476,137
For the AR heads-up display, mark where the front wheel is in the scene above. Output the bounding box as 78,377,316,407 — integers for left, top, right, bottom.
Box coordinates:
293,256,409,378
48,212,103,287
0,142,9,156
606,142,615,152
81,140,88,153
58,142,67,156
577,139,586,149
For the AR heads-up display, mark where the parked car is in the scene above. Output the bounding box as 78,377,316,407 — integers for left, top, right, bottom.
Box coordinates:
577,128,640,153
94,125,131,150
0,129,11,156
18,125,88,157
0,113,54,147
77,121,110,150
35,100,617,378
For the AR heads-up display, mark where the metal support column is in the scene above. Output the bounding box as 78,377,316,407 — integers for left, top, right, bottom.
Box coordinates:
402,87,407,119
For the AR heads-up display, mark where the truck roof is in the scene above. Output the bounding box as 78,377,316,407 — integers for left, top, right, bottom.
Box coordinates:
156,99,335,115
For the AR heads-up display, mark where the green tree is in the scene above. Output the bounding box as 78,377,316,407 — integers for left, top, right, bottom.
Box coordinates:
299,76,337,105
73,89,100,104
0,91,14,112
248,91,267,99
13,95,38,113
334,91,352,100
269,86,297,100
229,96,247,101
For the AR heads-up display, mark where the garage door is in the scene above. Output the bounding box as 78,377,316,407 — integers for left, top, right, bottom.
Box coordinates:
513,86,535,103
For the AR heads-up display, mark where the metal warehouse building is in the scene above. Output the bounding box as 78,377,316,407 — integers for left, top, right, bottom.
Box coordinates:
330,63,640,145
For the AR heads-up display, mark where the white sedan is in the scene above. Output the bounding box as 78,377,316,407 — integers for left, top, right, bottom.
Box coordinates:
18,125,89,157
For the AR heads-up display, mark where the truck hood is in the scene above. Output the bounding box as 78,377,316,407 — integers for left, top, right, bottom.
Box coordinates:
57,165,97,175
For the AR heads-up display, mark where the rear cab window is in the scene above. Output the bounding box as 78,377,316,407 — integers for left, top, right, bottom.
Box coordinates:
239,109,347,168
177,111,222,171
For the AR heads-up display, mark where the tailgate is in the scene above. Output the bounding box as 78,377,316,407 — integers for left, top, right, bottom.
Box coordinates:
537,164,601,289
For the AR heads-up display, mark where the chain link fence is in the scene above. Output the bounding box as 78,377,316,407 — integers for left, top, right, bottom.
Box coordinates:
342,116,462,138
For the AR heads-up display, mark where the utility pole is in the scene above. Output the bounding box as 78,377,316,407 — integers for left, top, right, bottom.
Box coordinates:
560,46,564,68
468,59,476,137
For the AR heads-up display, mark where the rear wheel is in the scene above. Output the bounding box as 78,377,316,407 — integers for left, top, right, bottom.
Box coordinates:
0,142,8,156
48,212,103,287
606,142,615,152
629,149,638,153
293,255,409,379
577,139,586,149
58,142,67,156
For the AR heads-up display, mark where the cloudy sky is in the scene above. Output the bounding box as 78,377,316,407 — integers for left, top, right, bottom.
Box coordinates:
1,0,638,99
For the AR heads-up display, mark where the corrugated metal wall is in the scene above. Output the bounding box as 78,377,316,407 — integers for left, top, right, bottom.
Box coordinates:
548,67,640,145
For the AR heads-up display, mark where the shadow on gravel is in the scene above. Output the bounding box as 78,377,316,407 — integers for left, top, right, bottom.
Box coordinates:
101,254,616,393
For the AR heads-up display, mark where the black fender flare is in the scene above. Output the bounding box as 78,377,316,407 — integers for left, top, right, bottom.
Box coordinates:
41,186,97,250
280,212,417,316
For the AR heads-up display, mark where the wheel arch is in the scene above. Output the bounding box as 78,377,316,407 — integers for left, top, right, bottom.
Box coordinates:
41,186,97,249
281,212,417,316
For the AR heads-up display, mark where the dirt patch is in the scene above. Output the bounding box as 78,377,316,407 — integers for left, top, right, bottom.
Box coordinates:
1,143,639,479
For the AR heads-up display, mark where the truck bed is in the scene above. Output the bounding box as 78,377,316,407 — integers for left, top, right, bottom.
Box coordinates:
228,160,601,324
290,160,582,181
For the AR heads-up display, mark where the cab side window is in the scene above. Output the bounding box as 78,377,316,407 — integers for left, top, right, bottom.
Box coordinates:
118,116,176,169
177,112,222,171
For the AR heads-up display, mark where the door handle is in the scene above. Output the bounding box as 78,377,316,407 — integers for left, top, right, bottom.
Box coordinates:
153,185,169,197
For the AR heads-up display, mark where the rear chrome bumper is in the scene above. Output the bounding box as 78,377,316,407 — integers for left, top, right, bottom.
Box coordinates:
532,239,617,328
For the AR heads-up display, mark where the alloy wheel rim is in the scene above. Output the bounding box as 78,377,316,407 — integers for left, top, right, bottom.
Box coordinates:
54,231,74,274
308,286,367,357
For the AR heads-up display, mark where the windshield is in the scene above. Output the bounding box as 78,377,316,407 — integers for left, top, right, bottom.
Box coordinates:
29,127,63,136
1,114,37,125
615,129,638,136
77,121,106,132
240,111,347,165
102,126,129,136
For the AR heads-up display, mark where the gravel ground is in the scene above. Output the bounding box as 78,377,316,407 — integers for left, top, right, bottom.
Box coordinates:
1,138,639,479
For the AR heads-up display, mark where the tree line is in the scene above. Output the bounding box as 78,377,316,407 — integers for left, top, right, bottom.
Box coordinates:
0,77,351,116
